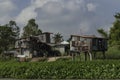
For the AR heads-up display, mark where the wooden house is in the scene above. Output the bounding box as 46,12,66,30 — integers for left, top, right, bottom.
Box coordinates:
15,32,54,58
70,35,108,60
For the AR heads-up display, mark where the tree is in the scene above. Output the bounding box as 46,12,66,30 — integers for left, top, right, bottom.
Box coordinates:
0,20,20,54
53,33,63,44
109,13,120,45
22,19,42,37
0,26,17,53
97,28,108,38
0,25,11,53
7,21,20,50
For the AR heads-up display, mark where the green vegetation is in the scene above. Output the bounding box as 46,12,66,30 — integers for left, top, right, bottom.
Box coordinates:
0,60,120,79
106,46,120,59
109,13,120,46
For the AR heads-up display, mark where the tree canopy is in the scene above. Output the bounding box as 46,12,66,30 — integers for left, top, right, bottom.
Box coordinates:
0,21,20,53
22,19,42,38
109,13,120,45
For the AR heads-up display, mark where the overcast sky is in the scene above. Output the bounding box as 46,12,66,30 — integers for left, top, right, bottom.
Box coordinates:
0,0,120,39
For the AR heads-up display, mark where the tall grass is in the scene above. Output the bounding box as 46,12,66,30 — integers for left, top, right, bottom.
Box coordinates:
106,46,120,59
95,45,120,59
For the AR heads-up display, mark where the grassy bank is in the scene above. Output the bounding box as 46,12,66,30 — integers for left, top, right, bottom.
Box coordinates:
0,60,120,79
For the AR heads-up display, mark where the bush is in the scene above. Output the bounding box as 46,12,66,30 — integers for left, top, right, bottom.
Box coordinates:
0,60,120,79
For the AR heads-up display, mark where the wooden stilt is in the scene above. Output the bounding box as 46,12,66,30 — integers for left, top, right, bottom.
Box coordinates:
85,52,87,61
88,51,92,61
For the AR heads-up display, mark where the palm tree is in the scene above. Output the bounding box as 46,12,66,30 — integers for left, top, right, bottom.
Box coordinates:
97,28,108,38
53,33,63,44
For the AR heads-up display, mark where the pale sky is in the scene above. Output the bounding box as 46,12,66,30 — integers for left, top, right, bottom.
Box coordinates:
0,0,120,39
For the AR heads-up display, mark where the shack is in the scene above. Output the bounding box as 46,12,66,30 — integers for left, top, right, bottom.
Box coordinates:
70,35,108,60
55,41,69,55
